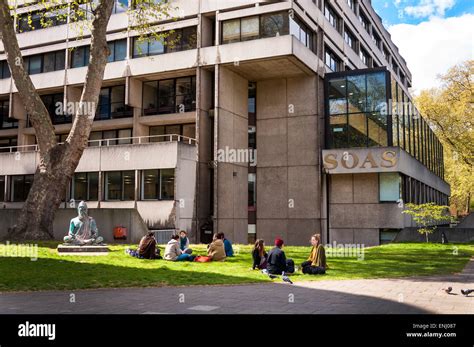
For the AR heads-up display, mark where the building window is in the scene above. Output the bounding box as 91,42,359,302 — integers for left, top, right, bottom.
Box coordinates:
344,29,356,51
359,11,369,33
17,9,67,33
132,27,197,58
143,76,196,116
324,47,340,72
289,16,315,52
71,46,90,68
89,128,132,146
28,93,72,125
149,124,196,142
222,12,290,44
72,172,99,201
0,100,18,129
96,85,132,120
379,173,401,202
11,175,34,202
0,137,17,153
105,171,135,201
108,39,127,62
0,61,11,79
359,47,369,66
324,3,340,32
372,31,381,49
141,169,175,200
327,70,389,148
248,173,256,211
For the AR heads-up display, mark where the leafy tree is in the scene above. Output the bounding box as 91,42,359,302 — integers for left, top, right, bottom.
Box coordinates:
0,0,175,240
415,61,474,215
402,203,451,242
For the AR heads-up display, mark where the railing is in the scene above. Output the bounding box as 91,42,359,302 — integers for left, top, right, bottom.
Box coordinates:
0,134,197,153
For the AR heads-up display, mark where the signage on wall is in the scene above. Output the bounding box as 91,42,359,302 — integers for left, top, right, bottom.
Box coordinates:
322,148,399,174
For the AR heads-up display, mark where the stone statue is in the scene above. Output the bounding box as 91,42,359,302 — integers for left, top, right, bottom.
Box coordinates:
64,201,104,245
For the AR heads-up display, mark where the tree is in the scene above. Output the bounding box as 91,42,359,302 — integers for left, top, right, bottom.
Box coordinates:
0,0,174,240
402,203,452,242
415,61,474,215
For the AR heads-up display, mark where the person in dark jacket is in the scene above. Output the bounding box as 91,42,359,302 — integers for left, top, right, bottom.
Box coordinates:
252,239,268,270
266,238,294,275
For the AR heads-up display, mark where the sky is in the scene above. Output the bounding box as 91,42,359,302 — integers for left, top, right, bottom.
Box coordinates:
371,0,474,93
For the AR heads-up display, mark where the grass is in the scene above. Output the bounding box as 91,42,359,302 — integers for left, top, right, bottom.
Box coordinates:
0,242,473,292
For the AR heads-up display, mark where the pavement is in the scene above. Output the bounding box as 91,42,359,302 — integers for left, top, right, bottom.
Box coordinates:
1,258,473,314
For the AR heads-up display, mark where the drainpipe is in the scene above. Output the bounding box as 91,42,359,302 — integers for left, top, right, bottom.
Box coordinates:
213,11,220,234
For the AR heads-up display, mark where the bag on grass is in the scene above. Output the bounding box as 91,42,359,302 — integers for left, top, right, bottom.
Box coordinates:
194,256,212,263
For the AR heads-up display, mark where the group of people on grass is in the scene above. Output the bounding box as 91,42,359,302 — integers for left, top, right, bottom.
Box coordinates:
127,230,234,263
127,230,327,276
252,234,327,275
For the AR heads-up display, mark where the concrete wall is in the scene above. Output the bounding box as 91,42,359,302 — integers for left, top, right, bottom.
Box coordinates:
256,75,325,246
0,208,149,244
215,66,249,244
329,173,391,246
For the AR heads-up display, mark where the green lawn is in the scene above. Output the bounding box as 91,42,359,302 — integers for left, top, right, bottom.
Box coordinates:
0,242,472,292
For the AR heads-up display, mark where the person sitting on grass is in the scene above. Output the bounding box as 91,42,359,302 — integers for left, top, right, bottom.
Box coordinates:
207,233,226,261
252,239,268,270
179,230,193,255
301,234,327,275
218,232,234,257
266,238,294,275
164,235,194,261
126,232,161,260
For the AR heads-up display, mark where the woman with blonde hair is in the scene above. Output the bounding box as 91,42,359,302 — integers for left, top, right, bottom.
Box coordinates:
301,234,327,275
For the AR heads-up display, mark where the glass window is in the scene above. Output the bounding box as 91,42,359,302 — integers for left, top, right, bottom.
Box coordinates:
158,79,176,114
324,4,339,30
223,19,241,44
248,173,256,210
28,55,42,75
182,124,196,139
106,171,135,201
148,37,165,55
181,27,197,50
329,114,348,148
260,12,289,38
143,81,158,115
328,78,346,115
123,171,135,201
117,129,132,145
241,16,259,41
1,61,10,79
73,172,88,201
89,172,99,200
366,72,387,113
348,113,367,147
379,173,401,202
160,169,175,200
106,172,122,200
71,46,90,68
347,74,366,113
11,175,33,202
133,38,148,58
142,169,159,200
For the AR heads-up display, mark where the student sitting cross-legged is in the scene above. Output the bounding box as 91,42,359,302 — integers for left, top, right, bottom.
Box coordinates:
179,230,193,255
207,233,227,261
252,239,268,270
164,234,194,261
301,234,327,275
266,238,295,275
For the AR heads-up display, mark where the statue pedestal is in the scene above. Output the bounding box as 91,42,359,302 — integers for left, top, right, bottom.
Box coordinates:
57,245,109,256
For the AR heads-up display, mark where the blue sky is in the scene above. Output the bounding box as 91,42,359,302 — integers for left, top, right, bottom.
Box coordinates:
372,0,474,26
369,0,473,92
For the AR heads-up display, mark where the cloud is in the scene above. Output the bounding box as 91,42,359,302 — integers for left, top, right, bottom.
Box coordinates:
388,14,473,92
403,0,456,18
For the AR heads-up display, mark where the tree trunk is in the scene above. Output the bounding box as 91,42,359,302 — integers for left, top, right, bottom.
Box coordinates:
7,145,77,241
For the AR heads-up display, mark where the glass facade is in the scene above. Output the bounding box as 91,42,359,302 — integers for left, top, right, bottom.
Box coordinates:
325,67,445,180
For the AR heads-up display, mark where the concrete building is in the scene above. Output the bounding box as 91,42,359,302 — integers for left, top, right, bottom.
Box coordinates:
0,0,449,246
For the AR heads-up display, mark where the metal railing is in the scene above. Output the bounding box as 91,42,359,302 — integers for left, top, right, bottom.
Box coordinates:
0,134,197,153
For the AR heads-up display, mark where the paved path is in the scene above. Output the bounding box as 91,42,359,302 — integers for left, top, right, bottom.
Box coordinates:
1,259,473,314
